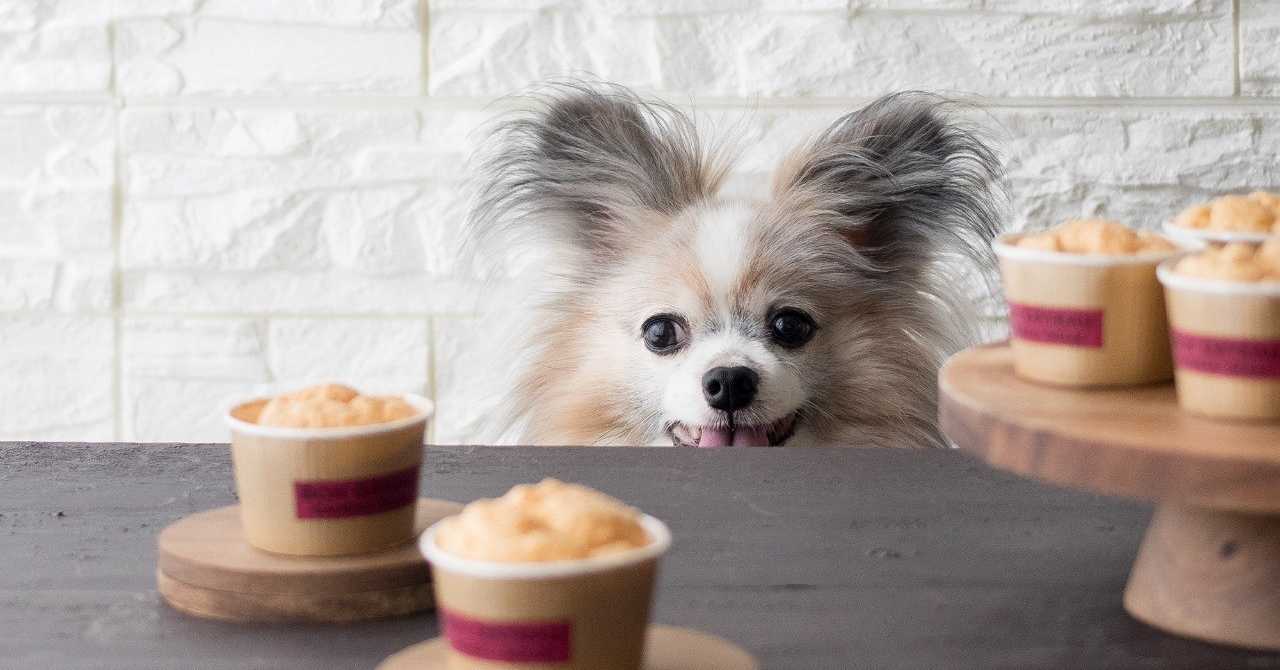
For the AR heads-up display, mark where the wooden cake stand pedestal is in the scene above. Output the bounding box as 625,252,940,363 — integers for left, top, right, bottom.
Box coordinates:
940,343,1280,650
157,499,462,623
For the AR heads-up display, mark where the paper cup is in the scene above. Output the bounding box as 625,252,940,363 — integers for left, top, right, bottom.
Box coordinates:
226,394,433,556
994,234,1192,387
420,516,672,670
1157,263,1280,421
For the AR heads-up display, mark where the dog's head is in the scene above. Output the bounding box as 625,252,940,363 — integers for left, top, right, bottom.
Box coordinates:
468,84,1005,448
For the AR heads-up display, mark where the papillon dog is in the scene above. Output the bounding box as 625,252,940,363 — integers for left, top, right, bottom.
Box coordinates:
464,83,1006,448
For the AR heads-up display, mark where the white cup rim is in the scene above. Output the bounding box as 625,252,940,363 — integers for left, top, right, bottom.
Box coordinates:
225,392,435,439
994,232,1198,266
1156,259,1280,296
420,514,672,580
1160,219,1276,245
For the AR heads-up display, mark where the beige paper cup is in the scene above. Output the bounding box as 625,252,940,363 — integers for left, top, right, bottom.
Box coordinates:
420,516,672,670
1157,262,1280,421
994,234,1192,387
226,393,433,556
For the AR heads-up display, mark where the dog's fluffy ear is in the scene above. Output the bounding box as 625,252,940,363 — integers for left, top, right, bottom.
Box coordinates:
772,92,1006,275
468,84,728,268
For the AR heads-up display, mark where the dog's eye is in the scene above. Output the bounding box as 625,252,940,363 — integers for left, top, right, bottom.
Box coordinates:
770,310,816,348
642,315,686,355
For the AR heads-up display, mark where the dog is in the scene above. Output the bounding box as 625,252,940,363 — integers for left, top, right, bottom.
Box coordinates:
464,83,1006,448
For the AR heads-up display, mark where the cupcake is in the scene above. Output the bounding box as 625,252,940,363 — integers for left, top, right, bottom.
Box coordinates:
1158,239,1280,421
226,383,434,556
421,480,670,670
994,218,1190,387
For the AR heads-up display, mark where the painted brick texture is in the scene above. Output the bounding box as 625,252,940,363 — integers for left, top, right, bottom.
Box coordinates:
0,1,1276,442
113,0,423,96
429,3,1235,98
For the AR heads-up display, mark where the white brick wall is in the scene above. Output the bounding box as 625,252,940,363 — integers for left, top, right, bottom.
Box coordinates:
1,0,1276,443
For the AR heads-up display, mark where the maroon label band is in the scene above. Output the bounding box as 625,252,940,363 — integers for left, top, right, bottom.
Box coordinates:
1172,331,1280,378
441,609,573,663
293,464,419,519
1008,302,1104,348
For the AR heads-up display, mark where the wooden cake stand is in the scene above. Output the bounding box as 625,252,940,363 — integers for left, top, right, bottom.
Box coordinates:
939,343,1280,650
157,499,462,623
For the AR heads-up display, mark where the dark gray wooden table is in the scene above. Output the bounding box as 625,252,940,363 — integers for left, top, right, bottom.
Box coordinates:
3,442,1279,670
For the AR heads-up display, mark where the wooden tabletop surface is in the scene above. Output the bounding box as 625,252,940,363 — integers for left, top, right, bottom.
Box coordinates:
2,442,1279,670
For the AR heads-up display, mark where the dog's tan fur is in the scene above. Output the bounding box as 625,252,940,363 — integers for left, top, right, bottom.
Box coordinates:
467,84,1006,448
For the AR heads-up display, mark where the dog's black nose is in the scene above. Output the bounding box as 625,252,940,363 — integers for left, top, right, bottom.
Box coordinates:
702,366,759,412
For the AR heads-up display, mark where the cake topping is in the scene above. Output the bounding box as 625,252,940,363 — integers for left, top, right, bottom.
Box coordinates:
256,383,417,428
435,479,651,562
1173,239,1280,283
1174,190,1280,234
1015,218,1177,255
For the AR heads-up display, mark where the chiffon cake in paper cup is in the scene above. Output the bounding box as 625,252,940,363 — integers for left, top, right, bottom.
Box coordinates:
226,390,433,556
1158,262,1280,421
995,233,1188,387
420,485,671,670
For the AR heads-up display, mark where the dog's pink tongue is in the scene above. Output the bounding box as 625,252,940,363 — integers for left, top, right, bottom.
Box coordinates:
733,425,770,447
699,425,770,448
699,426,732,448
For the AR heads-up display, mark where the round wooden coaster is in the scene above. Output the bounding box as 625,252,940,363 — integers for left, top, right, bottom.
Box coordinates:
940,343,1280,650
376,625,758,670
157,498,462,623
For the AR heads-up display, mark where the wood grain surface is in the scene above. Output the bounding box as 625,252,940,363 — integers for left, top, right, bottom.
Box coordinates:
157,500,461,595
1124,504,1280,650
154,500,461,623
939,342,1280,512
2,442,1279,669
376,626,758,670
156,569,436,624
